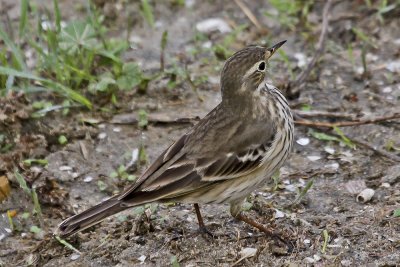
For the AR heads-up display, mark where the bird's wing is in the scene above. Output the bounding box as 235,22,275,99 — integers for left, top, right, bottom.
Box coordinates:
117,136,275,205
118,105,277,204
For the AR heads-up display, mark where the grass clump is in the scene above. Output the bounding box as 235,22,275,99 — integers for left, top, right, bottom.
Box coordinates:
0,0,145,110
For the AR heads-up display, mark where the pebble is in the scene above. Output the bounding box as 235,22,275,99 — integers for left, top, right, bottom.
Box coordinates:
98,132,107,139
59,166,72,171
138,255,146,263
296,137,310,146
381,182,390,188
84,176,93,183
70,254,80,261
382,86,392,93
307,155,321,161
324,146,335,154
386,60,400,73
196,18,232,34
274,209,285,218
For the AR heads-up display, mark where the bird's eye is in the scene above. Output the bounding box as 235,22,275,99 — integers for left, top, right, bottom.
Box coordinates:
257,61,266,71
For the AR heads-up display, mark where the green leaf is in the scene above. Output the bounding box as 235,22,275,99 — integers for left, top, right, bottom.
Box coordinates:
127,175,137,181
242,201,253,211
14,170,31,195
352,27,377,48
89,76,116,93
138,109,148,129
300,104,312,111
30,225,42,234
170,255,180,267
58,135,68,145
97,180,107,191
321,229,329,253
23,159,48,166
55,236,81,254
59,21,98,53
21,212,30,219
393,209,400,217
310,131,340,142
116,62,143,90
161,30,168,50
333,126,356,149
31,188,42,217
141,0,155,28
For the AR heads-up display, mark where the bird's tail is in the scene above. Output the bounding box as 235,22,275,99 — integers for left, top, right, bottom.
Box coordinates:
56,196,128,237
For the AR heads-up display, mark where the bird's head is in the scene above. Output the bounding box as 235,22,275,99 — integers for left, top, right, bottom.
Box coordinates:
220,40,286,103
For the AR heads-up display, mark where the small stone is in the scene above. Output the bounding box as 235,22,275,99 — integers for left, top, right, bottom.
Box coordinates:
70,254,80,260
98,132,107,139
325,162,339,170
324,146,335,154
196,18,232,34
113,127,121,132
138,255,146,263
274,209,285,218
239,247,257,258
341,259,353,267
59,166,72,171
304,257,315,263
296,137,310,146
307,155,321,161
84,176,93,183
386,60,400,73
382,86,392,93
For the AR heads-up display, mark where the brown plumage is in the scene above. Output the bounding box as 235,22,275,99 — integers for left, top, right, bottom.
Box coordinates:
56,40,294,239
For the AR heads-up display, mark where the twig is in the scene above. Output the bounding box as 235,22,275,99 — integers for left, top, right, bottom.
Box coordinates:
295,113,400,128
294,110,357,120
234,0,263,31
288,0,333,94
111,113,200,125
299,120,400,162
351,138,400,162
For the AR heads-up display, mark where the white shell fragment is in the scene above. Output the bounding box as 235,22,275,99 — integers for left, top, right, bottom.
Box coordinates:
296,137,310,146
195,18,232,34
239,247,257,258
307,155,321,161
138,255,146,263
356,188,375,203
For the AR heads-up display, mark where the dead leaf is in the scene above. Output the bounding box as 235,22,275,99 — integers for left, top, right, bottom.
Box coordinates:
0,175,11,202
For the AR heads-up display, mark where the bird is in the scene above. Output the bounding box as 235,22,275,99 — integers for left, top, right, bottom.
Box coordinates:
56,40,294,241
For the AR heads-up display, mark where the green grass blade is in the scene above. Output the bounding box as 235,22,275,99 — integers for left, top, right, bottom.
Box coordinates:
14,170,31,195
0,66,44,81
0,66,92,109
53,0,62,32
141,0,155,28
19,0,29,37
0,26,27,71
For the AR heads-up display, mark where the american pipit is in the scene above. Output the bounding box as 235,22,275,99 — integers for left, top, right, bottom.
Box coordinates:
57,40,294,241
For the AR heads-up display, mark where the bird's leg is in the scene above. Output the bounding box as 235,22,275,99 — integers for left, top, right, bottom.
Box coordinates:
193,203,214,237
230,203,293,252
234,212,292,251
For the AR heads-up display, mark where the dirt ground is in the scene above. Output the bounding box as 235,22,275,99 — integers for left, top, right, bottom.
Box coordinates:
1,1,400,266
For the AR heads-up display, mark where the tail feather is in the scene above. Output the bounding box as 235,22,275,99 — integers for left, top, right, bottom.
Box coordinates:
56,197,127,237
